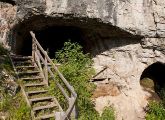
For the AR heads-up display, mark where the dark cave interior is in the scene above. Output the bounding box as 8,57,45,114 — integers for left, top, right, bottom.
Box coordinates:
17,26,86,58
140,62,165,97
1,0,16,5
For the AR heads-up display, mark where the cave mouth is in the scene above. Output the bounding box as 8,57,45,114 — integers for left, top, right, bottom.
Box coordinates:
12,15,143,59
16,26,86,58
140,62,165,99
1,0,16,5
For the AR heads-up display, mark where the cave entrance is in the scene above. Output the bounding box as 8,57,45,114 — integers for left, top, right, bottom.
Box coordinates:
140,62,165,99
13,15,142,59
16,26,85,58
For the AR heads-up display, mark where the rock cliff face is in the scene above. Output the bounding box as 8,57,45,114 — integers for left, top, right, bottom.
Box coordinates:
0,0,165,120
14,0,165,37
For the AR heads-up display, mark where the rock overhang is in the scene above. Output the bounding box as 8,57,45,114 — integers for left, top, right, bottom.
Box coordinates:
13,0,165,38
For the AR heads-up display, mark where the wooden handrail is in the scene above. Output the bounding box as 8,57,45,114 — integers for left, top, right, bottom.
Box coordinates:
30,31,77,120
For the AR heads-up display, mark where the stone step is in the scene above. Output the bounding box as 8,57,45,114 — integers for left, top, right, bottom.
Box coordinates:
30,97,54,103
33,103,57,111
27,90,48,95
24,83,45,87
35,113,55,119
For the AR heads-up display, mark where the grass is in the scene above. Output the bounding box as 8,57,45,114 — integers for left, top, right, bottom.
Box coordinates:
141,77,165,120
0,44,13,72
0,92,31,120
101,107,115,120
0,42,115,119
146,101,165,120
0,43,31,119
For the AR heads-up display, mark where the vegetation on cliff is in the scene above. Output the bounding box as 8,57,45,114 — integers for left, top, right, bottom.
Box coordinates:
142,78,165,120
49,41,115,120
0,44,31,119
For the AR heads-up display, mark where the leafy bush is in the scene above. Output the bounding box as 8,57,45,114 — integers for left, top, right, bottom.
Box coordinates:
101,107,115,120
0,44,7,55
49,41,115,120
146,101,165,120
0,44,12,71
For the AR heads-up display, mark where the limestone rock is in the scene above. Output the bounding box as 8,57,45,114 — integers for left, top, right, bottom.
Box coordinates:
0,1,165,120
10,0,164,37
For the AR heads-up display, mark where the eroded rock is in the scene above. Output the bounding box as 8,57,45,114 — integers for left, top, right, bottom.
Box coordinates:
0,1,165,120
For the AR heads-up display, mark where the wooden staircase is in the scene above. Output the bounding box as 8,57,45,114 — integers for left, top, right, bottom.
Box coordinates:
10,31,77,120
11,55,60,119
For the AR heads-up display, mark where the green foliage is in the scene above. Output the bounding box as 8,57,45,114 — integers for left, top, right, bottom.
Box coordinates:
146,87,165,120
158,88,165,103
0,57,12,72
0,92,31,120
146,101,165,120
0,44,12,71
49,41,115,120
0,44,7,55
49,80,69,110
0,93,11,111
9,99,31,120
0,43,30,119
101,107,115,120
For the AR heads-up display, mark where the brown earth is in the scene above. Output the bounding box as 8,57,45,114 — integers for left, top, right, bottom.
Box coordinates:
92,83,121,98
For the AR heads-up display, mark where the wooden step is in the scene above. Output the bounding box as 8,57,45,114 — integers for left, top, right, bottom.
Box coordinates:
16,66,35,69
11,56,32,60
10,54,31,57
33,103,57,111
30,97,54,103
18,71,40,75
21,77,44,80
24,83,45,87
35,113,55,119
27,90,48,95
13,61,32,65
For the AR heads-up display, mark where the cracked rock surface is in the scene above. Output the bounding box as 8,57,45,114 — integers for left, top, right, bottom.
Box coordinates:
0,0,165,120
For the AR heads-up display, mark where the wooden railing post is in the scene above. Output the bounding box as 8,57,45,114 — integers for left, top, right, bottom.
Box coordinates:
32,38,37,64
44,51,48,86
32,38,35,63
70,93,78,119
30,31,77,120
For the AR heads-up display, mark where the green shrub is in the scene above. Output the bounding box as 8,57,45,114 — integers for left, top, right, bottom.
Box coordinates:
146,101,165,120
0,44,12,71
49,41,115,120
101,107,115,120
0,44,7,55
